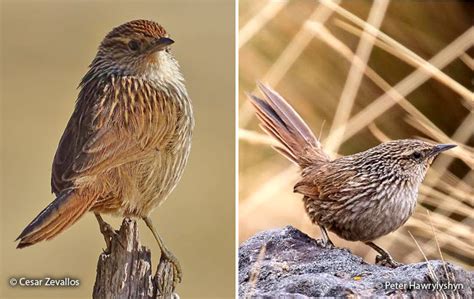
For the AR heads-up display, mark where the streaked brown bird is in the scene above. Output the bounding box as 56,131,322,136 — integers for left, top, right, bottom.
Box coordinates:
16,20,193,281
249,83,456,267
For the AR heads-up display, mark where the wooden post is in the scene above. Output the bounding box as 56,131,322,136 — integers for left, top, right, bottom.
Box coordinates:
93,218,178,299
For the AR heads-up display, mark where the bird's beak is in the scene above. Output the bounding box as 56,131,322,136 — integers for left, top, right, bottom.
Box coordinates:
428,144,457,157
148,37,174,53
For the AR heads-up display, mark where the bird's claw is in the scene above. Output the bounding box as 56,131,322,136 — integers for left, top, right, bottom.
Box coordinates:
375,254,403,268
161,252,182,285
316,238,335,249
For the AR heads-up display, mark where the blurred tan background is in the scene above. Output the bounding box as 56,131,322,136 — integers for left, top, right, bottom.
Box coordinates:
1,0,235,298
239,0,472,270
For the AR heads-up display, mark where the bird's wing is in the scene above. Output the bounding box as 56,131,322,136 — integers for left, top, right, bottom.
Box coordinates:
295,162,359,202
51,76,181,194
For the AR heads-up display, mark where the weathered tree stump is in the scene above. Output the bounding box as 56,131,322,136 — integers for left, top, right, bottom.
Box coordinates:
93,218,178,299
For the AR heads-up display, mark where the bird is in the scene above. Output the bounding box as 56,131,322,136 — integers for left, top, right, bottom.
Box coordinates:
248,83,456,267
16,20,193,282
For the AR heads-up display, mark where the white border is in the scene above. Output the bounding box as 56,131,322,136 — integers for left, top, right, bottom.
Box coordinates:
234,0,240,296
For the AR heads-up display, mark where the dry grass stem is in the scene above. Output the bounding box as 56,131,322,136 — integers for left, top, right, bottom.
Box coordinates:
246,244,267,299
325,0,390,153
406,215,473,264
336,30,467,146
408,231,439,281
460,54,473,70
334,19,421,69
239,0,289,49
336,28,473,146
409,215,473,250
368,123,391,143
335,18,472,94
240,166,299,218
427,210,451,283
239,1,340,126
307,21,469,162
320,0,473,102
239,128,281,147
419,185,472,217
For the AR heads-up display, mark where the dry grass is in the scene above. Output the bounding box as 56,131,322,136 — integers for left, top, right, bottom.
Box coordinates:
245,244,267,298
239,0,473,269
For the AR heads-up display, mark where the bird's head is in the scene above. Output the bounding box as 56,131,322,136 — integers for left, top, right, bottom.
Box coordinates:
359,139,456,183
85,20,182,86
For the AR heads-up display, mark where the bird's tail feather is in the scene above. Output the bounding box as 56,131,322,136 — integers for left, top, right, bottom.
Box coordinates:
16,190,96,248
249,83,329,168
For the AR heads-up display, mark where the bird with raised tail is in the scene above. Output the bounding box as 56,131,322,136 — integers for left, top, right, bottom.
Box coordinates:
249,83,456,267
16,20,193,283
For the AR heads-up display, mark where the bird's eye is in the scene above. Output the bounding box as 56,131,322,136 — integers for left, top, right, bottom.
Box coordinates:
128,40,140,51
411,151,423,160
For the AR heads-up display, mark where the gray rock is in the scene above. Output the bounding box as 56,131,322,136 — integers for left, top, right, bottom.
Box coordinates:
239,226,473,298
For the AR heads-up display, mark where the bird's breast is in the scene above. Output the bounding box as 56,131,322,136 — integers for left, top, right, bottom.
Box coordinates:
306,175,420,242
94,77,193,217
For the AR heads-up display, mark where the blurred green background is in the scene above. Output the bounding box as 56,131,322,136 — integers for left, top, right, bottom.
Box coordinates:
239,0,472,269
1,0,235,298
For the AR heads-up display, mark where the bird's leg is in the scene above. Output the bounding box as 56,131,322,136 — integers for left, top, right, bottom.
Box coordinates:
365,241,403,268
143,216,182,285
94,213,119,252
317,226,335,248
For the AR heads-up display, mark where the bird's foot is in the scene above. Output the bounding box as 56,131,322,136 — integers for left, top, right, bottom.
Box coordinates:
161,250,183,285
156,249,182,292
316,238,335,249
375,254,403,268
317,226,335,249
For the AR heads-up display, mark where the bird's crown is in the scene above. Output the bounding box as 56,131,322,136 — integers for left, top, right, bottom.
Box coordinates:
105,20,168,40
